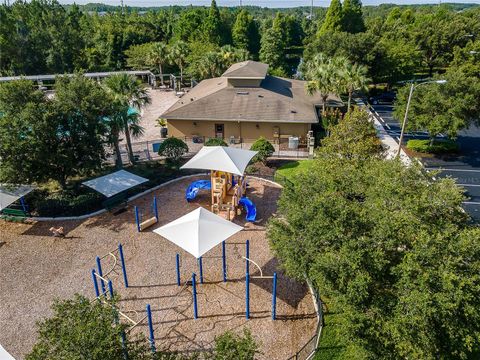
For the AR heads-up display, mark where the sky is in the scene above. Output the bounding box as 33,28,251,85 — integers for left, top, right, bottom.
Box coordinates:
59,0,480,7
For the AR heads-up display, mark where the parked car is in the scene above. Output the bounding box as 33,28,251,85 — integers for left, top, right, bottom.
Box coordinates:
369,91,396,105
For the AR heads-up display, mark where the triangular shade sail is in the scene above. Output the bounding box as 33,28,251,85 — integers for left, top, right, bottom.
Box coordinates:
82,170,148,198
0,344,16,360
153,207,243,258
0,184,34,211
180,146,257,176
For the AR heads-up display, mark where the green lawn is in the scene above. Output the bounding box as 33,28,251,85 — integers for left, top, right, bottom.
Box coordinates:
274,160,315,182
313,301,349,360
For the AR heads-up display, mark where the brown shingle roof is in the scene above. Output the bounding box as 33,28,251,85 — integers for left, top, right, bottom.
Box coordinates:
162,74,343,124
222,61,268,79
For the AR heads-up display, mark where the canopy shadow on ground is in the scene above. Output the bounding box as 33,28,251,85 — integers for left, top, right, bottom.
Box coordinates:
249,257,308,309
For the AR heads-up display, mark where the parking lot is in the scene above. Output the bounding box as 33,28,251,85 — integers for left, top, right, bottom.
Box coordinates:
371,103,480,222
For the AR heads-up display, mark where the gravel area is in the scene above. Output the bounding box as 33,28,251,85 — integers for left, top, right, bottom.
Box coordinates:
0,176,316,359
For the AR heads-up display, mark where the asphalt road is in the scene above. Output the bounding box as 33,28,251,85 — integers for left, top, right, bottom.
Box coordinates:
371,103,480,222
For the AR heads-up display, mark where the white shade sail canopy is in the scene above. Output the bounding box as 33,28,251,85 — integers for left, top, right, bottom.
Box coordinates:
82,170,148,198
0,344,16,360
153,207,243,258
180,146,257,176
0,184,34,211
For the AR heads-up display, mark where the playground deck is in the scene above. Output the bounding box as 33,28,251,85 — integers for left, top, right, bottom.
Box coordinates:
0,176,317,359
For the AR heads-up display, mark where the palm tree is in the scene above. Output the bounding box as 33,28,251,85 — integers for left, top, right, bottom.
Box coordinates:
198,51,224,79
219,45,250,67
103,74,151,164
169,41,190,87
340,61,370,111
304,53,344,114
106,105,145,169
148,42,169,87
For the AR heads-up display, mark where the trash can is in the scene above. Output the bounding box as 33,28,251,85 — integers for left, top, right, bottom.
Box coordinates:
288,136,299,149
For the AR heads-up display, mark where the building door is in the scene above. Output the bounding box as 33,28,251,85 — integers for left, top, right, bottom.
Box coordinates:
215,124,224,139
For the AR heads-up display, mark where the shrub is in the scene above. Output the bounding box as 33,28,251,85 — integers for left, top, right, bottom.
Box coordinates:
406,139,459,154
34,192,103,217
213,329,258,360
250,137,275,163
205,138,228,147
158,137,189,162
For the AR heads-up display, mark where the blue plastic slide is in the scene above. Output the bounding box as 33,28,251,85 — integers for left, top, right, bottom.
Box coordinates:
239,197,257,222
186,180,211,201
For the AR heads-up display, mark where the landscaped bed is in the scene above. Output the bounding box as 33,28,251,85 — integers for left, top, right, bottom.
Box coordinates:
21,160,203,217
0,176,317,359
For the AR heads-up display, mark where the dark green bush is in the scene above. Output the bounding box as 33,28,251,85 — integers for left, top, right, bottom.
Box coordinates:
406,139,459,154
158,138,189,162
213,329,258,360
205,138,228,147
250,137,275,163
34,192,102,217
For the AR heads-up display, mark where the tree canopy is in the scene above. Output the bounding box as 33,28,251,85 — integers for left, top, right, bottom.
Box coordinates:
268,115,480,358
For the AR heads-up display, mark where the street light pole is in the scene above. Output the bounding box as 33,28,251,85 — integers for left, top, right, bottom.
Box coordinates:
396,80,447,158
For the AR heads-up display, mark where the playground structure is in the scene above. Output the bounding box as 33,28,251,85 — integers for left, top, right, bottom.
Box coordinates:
134,196,159,232
181,146,258,222
1,176,317,359
210,171,249,221
90,238,279,356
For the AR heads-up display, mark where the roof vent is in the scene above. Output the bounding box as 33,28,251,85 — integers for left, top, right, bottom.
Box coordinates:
236,91,249,95
190,98,194,101
258,94,264,98
291,110,297,114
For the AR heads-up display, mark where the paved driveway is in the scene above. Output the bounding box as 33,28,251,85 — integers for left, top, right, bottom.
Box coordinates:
371,104,480,221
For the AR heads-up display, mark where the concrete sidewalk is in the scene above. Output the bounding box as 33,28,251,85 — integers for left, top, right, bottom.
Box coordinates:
356,99,411,165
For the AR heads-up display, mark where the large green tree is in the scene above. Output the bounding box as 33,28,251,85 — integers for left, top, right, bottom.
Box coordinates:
393,69,480,140
342,0,365,34
26,295,152,360
232,9,260,58
203,0,222,46
317,0,344,37
268,131,480,357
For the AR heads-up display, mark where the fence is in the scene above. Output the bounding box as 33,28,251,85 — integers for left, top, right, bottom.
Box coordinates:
108,136,309,164
287,279,324,360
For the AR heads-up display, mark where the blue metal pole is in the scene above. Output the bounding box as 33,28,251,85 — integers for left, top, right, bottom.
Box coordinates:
222,241,227,282
91,269,100,298
246,240,250,274
176,254,181,286
246,239,250,319
96,256,106,295
272,272,277,320
198,257,204,284
146,304,156,353
118,244,129,288
121,332,128,360
108,280,114,299
153,196,159,221
246,267,250,320
192,273,198,319
20,197,27,213
134,206,141,232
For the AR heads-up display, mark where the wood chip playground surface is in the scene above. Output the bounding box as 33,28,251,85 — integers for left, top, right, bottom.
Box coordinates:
0,176,317,360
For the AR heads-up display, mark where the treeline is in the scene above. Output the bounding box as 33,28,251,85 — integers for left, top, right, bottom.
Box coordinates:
0,0,479,84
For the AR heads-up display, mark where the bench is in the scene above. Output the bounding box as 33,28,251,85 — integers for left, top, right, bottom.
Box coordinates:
102,193,128,212
1,208,29,222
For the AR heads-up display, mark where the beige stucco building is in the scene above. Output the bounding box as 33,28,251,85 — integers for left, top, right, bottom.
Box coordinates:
162,61,342,144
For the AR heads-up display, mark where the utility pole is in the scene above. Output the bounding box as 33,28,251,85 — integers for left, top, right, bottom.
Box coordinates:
310,0,313,19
